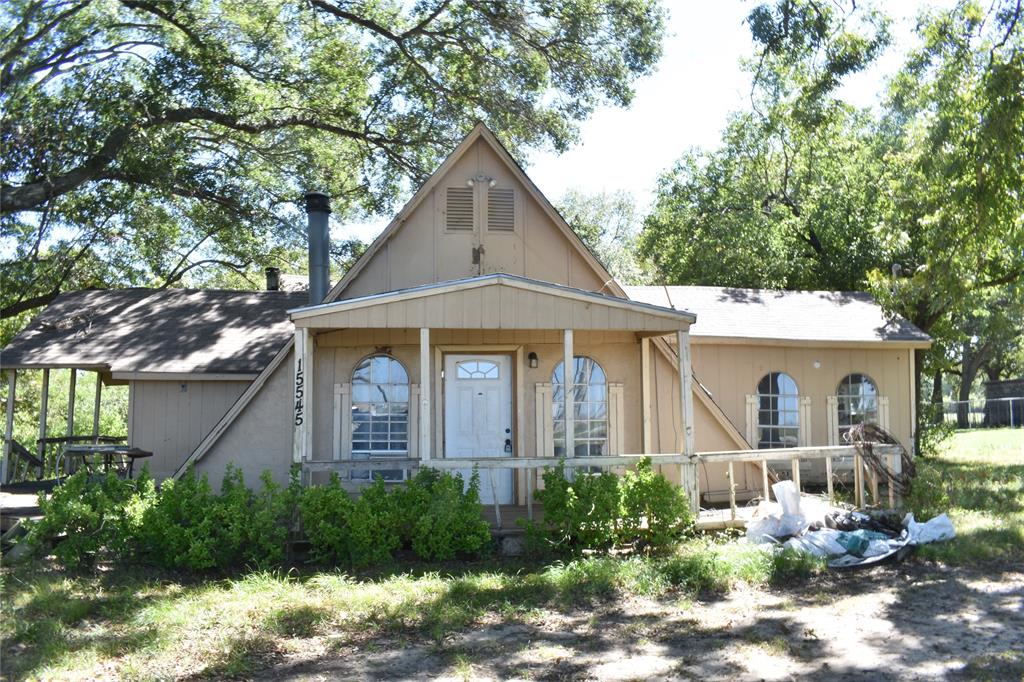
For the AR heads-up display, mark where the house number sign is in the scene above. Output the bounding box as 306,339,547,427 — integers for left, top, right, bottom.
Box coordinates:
294,358,305,426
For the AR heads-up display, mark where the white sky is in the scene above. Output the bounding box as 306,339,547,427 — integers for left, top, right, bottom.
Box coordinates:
339,0,953,244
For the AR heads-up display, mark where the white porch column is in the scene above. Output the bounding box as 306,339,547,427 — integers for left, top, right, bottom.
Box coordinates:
3,370,16,484
91,372,102,443
66,368,77,438
292,328,312,464
676,330,695,456
563,329,574,460
38,368,50,464
419,328,431,462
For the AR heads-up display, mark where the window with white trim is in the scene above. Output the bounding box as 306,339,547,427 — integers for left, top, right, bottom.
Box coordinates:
351,355,409,481
552,356,608,458
756,372,800,449
837,373,879,439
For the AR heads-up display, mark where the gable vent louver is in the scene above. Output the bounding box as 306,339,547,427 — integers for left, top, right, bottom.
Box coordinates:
487,188,515,231
445,186,475,232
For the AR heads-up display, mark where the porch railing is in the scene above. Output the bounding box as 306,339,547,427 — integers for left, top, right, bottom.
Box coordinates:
304,443,905,528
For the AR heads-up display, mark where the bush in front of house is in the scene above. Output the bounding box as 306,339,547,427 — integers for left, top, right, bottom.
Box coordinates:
29,469,156,568
135,464,296,571
523,457,694,555
27,463,491,570
299,468,491,565
394,468,492,561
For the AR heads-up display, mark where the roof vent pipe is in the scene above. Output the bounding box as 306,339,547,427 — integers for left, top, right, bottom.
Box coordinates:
265,267,281,291
304,191,331,305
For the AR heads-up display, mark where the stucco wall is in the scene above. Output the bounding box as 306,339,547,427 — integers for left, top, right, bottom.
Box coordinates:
193,356,294,488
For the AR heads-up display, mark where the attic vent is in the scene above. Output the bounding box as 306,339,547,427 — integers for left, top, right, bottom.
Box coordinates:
445,186,475,232
487,188,515,231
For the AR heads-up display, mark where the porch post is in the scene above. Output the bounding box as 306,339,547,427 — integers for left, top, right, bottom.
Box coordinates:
419,328,431,462
677,330,695,456
38,368,50,466
641,337,652,454
66,368,77,439
91,372,102,443
3,369,15,484
292,327,312,465
563,329,574,461
677,329,698,515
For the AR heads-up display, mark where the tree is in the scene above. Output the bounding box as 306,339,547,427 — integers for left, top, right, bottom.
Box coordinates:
640,0,1023,448
556,189,653,285
640,0,891,291
1,0,666,319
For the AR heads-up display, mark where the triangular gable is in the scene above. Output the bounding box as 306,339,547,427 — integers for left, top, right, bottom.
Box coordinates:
176,126,749,475
325,123,626,302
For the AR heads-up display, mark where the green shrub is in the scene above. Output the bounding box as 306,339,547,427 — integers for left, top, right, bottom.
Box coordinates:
620,458,693,551
348,477,401,566
525,458,693,555
137,467,222,570
28,469,155,568
298,473,355,565
403,469,491,560
524,461,621,553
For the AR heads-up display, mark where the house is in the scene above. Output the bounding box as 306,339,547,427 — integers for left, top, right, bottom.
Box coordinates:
0,124,929,515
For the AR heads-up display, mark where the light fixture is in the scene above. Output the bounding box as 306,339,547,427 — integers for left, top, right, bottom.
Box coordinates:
528,352,539,369
488,178,497,188
465,178,475,187
813,361,821,369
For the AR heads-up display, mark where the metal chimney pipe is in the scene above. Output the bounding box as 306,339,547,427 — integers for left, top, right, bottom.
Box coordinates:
304,191,331,305
265,267,281,291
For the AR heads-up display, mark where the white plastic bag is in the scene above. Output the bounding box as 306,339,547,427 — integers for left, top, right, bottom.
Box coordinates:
903,513,956,544
783,528,846,557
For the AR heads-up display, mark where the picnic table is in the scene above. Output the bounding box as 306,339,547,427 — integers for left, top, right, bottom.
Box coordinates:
60,444,153,478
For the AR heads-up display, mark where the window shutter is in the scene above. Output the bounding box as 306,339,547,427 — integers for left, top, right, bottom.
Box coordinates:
487,187,515,231
445,187,475,232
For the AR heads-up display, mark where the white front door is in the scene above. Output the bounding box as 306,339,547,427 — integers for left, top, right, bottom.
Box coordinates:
444,354,514,505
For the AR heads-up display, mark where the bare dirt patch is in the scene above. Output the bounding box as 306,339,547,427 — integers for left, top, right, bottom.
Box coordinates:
248,563,1024,681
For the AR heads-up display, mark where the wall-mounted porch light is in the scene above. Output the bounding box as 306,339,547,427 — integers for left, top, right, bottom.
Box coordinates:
528,352,539,369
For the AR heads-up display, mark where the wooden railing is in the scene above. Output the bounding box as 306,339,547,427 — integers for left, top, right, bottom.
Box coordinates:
303,443,905,527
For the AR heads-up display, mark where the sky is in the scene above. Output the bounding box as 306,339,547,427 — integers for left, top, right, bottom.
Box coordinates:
338,0,955,244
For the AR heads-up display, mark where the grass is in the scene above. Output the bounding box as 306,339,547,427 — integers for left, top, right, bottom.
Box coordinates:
0,541,822,681
3,428,1018,680
909,427,1023,565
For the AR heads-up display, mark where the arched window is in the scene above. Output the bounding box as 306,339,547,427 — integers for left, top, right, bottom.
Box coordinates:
756,372,800,449
552,356,607,458
837,373,879,438
351,355,409,480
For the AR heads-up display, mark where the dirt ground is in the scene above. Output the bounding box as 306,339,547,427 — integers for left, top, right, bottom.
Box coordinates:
245,563,1024,681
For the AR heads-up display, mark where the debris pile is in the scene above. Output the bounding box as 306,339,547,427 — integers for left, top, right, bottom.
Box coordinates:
747,481,955,568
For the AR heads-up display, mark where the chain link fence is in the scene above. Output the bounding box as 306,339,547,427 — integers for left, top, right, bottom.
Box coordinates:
934,397,1024,429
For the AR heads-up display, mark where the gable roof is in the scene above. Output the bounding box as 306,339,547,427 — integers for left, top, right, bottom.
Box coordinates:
623,285,931,347
323,122,624,303
1,288,307,375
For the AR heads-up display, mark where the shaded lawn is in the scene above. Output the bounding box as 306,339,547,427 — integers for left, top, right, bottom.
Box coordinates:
912,428,1023,565
0,542,819,681
2,428,1019,681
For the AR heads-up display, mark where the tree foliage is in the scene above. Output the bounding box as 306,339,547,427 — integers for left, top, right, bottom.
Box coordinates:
1,0,666,317
557,189,653,285
640,0,1023,422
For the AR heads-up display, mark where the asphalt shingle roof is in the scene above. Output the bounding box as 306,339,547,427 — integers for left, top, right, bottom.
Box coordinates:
623,285,930,345
1,288,307,374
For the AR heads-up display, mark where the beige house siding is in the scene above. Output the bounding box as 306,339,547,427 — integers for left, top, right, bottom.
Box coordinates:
129,379,248,480
340,139,606,299
194,356,295,487
690,343,913,451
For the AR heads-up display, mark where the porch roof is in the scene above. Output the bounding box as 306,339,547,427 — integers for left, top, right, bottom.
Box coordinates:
290,274,696,332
